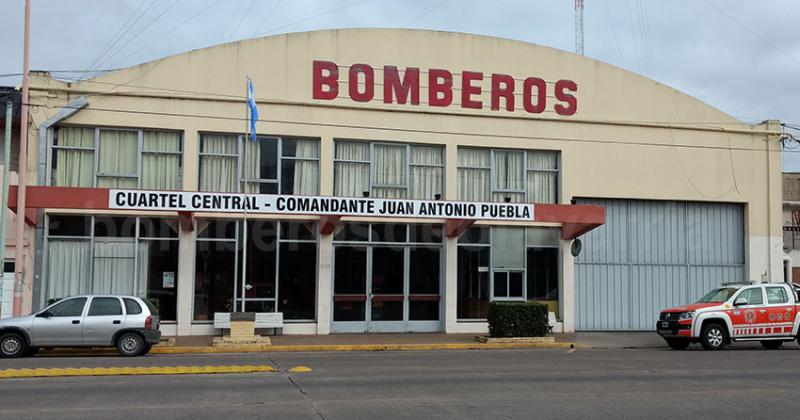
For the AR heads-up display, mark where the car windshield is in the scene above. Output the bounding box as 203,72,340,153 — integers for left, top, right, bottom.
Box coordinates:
696,287,738,303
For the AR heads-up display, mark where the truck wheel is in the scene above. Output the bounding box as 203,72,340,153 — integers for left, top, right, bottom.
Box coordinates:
761,340,783,350
665,338,690,350
700,323,727,350
116,332,145,357
0,333,27,358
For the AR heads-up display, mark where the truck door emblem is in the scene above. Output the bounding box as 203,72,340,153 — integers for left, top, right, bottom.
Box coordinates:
744,310,756,324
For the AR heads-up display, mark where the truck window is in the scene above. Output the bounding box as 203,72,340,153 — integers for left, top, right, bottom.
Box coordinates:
697,287,738,303
737,288,763,305
766,287,789,305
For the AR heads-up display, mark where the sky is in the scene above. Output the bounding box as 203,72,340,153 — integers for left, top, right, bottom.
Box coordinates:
2,0,800,169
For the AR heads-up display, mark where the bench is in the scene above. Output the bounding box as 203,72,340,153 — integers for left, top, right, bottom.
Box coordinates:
213,312,284,335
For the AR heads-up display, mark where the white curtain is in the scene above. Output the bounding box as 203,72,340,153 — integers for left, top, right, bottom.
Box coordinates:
136,240,151,298
334,142,369,196
46,240,91,300
97,130,138,188
410,146,443,199
527,151,558,203
92,239,137,295
241,139,261,193
54,127,94,187
292,139,319,195
492,227,525,269
200,134,237,192
492,151,524,202
142,131,180,190
457,149,489,201
372,144,406,198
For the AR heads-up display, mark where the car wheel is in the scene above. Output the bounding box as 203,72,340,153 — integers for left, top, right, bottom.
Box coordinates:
116,332,145,357
761,340,783,350
0,333,27,358
700,323,727,350
141,344,153,356
665,338,691,350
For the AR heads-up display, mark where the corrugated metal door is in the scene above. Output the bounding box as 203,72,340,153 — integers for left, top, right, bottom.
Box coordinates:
575,199,744,330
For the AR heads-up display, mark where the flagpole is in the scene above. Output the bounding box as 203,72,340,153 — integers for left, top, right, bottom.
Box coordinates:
241,76,250,313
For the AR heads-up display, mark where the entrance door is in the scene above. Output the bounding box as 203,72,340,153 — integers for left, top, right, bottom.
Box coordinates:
332,244,441,332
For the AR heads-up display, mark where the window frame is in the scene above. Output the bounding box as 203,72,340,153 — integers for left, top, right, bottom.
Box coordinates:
198,133,321,194
51,125,183,189
43,215,180,321
333,140,445,199
765,286,789,305
457,147,560,203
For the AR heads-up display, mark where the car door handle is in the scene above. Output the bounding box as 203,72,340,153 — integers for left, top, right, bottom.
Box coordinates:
72,320,80,324
759,310,767,313
112,320,121,325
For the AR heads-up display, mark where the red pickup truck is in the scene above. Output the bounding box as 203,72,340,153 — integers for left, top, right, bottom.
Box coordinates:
657,283,800,350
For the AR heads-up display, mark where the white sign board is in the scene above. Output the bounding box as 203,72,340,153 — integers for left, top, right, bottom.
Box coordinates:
162,272,175,289
109,190,534,221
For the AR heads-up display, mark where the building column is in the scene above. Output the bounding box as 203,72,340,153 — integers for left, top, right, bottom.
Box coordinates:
175,229,195,336
560,239,575,333
444,235,458,332
316,234,333,334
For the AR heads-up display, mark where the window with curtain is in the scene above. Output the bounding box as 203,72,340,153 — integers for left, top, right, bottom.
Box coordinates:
53,127,94,187
334,141,444,199
45,215,179,320
199,134,238,192
142,131,181,190
52,126,182,189
199,135,320,194
458,147,558,203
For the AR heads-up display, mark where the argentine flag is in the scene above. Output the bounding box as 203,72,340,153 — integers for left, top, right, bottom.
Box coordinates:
247,78,259,141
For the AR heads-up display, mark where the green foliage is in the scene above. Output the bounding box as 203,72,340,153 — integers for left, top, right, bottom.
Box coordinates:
487,301,549,337
47,297,62,306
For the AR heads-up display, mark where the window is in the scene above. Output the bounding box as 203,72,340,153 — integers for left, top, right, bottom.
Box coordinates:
738,288,763,305
766,287,789,304
457,226,560,319
88,297,122,316
45,215,179,321
47,297,87,317
124,298,142,315
193,219,318,321
334,141,443,199
52,127,181,189
457,148,558,203
199,134,319,194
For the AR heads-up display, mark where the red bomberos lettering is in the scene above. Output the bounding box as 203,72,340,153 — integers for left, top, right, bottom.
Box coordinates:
312,60,578,116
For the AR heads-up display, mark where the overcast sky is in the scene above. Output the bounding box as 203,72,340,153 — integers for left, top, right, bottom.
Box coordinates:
2,0,799,169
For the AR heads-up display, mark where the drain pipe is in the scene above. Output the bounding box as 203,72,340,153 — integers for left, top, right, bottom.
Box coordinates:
30,96,87,310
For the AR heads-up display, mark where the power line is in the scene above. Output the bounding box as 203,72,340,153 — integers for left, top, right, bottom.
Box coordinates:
702,0,800,68
23,101,786,154
251,0,284,37
96,0,184,70
603,0,625,67
228,0,258,41
110,0,225,68
405,0,450,26
84,0,155,78
251,0,371,37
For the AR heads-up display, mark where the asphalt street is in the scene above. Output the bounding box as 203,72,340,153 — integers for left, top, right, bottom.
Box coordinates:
1,346,800,419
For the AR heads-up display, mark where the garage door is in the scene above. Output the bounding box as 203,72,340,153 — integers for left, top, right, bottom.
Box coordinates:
575,199,745,330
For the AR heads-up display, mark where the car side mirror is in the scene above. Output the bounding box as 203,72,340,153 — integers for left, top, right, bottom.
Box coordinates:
36,311,52,318
733,297,748,306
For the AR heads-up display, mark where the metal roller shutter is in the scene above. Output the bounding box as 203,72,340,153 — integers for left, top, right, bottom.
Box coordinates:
575,199,745,330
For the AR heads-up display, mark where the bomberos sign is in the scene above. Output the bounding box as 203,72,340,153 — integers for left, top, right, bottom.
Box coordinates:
110,190,534,221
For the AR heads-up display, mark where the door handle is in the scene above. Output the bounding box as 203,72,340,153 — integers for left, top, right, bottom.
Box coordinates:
72,320,80,324
759,310,767,313
112,320,121,325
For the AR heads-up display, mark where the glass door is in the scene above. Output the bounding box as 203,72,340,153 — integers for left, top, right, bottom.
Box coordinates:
368,246,406,332
332,245,369,332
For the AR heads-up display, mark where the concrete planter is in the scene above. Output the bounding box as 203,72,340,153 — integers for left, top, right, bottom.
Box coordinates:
474,336,555,344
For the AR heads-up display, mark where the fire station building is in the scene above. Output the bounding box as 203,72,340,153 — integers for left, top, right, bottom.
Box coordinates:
13,28,781,335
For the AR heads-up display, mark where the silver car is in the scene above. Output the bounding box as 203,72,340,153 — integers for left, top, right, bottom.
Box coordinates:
0,295,161,358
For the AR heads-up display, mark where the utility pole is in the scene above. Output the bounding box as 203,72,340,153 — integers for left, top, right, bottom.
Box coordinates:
13,0,30,316
575,0,584,56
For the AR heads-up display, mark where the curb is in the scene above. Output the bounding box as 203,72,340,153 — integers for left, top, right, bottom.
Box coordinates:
39,341,576,356
0,365,276,379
